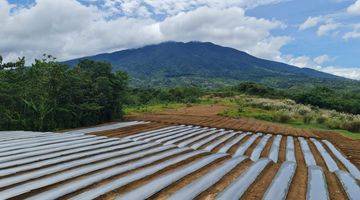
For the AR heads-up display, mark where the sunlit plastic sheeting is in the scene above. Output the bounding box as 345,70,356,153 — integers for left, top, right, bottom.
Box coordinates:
153,127,203,143
217,132,249,153
322,140,360,180
233,133,262,157
298,137,316,166
190,131,228,150
0,140,147,177
307,165,329,200
335,170,360,200
63,121,147,135
176,130,218,147
250,134,272,161
0,135,96,155
28,146,196,200
268,134,282,162
204,132,236,151
0,145,180,199
123,125,180,139
286,136,296,162
117,153,227,200
164,128,215,145
0,142,158,188
217,158,271,200
0,133,91,150
135,126,194,142
70,150,207,200
0,136,109,163
0,138,118,168
263,161,297,200
310,138,338,172
168,156,247,200
0,131,51,142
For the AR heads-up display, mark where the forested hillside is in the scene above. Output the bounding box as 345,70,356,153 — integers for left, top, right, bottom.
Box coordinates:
65,41,359,90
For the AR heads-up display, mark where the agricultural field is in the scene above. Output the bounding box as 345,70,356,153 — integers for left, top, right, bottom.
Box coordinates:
0,121,358,199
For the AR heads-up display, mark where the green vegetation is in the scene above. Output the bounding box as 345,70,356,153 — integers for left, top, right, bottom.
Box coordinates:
1,54,359,140
228,82,360,115
216,95,360,137
0,56,128,131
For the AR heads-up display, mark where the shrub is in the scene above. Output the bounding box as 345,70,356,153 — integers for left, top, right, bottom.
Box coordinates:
274,112,292,123
254,114,273,121
342,121,360,132
303,114,314,124
316,116,327,124
325,119,343,129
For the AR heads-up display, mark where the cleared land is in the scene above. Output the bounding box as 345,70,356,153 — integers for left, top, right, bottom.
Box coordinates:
0,120,358,200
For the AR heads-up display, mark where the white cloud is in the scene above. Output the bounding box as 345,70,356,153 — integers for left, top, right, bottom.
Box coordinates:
343,24,360,40
316,22,340,36
314,55,331,65
343,31,360,39
0,0,289,63
98,0,285,17
284,55,316,68
283,54,332,69
283,54,360,80
321,66,360,80
299,16,322,30
347,0,360,15
160,7,289,60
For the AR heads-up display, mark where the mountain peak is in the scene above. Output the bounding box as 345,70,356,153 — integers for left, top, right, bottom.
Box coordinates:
65,41,349,88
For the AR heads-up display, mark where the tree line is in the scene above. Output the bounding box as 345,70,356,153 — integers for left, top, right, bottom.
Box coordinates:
0,55,128,131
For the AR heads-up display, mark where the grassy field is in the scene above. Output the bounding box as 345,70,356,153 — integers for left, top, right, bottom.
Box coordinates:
124,95,360,139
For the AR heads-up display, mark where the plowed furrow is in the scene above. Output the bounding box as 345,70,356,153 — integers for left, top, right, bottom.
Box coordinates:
241,162,280,199
287,138,307,199
196,159,253,199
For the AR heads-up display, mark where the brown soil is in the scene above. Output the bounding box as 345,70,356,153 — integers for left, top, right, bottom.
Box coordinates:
125,104,359,167
68,151,207,200
313,130,360,167
196,159,253,200
241,163,280,200
152,156,230,199
307,139,348,200
244,136,262,157
260,135,274,158
278,136,287,163
212,134,237,152
92,122,169,138
287,138,307,200
127,106,317,138
227,134,251,155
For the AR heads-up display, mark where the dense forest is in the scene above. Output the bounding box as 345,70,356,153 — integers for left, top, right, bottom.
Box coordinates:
0,55,359,131
0,55,128,131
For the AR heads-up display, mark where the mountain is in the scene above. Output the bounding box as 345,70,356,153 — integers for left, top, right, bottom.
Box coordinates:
64,41,357,88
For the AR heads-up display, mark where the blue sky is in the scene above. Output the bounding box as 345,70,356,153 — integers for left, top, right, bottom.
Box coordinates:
1,0,360,79
248,0,360,68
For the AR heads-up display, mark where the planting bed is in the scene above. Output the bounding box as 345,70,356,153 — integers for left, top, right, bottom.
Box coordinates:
0,121,358,199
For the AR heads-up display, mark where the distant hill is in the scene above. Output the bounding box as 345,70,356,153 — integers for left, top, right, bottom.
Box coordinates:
65,41,358,89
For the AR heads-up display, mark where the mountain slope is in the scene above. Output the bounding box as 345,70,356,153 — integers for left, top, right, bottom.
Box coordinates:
65,41,356,88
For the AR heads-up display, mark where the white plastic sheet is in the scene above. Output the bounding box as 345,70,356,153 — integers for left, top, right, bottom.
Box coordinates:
217,158,271,200
263,161,297,200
